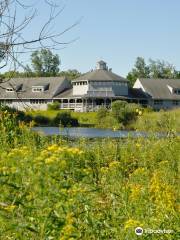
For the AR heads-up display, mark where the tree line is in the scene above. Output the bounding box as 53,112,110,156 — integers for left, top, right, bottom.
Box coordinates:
127,57,180,86
0,49,81,80
1,49,180,84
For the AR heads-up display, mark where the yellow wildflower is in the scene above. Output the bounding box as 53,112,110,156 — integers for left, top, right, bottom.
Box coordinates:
100,167,109,174
131,167,145,176
150,171,176,211
60,213,76,239
124,219,142,230
0,166,16,175
67,147,83,155
47,144,59,152
83,168,92,175
135,143,141,148
109,161,120,169
45,156,58,164
3,205,16,212
129,184,142,200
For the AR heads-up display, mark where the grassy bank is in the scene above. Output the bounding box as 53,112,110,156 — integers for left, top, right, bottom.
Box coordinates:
28,108,180,133
131,108,180,133
0,111,179,239
29,110,97,127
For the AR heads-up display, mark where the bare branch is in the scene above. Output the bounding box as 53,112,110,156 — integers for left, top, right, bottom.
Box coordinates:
0,0,80,72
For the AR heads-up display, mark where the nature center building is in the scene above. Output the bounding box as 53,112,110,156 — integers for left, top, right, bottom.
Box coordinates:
54,60,148,111
0,60,180,111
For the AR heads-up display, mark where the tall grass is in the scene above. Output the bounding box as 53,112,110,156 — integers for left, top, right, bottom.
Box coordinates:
0,111,179,239
28,110,97,126
131,108,180,133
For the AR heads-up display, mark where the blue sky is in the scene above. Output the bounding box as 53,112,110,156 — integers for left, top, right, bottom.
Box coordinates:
11,0,180,76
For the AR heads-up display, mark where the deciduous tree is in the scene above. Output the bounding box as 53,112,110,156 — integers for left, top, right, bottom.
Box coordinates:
31,49,60,76
127,57,178,86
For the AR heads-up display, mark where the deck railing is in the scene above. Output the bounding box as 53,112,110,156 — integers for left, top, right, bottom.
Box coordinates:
60,103,83,109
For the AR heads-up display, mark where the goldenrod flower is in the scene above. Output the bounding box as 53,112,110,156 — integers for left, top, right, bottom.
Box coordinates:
124,219,142,230
3,205,16,212
109,161,120,169
129,184,142,200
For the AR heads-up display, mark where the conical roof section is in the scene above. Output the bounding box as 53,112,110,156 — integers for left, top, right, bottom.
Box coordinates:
74,61,128,82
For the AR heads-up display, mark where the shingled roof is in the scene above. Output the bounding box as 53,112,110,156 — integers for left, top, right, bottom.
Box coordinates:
0,77,70,99
74,69,128,82
138,78,180,100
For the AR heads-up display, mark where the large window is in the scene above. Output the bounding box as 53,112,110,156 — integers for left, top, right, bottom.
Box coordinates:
154,100,163,105
173,100,179,105
174,89,180,94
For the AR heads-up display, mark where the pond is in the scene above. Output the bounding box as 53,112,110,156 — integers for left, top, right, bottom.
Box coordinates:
32,127,148,138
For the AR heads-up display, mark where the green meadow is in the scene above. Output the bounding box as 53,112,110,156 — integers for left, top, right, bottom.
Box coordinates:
0,109,179,239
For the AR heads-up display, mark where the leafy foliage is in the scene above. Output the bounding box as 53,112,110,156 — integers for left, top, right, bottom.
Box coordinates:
96,107,120,129
58,69,81,80
33,115,50,126
31,49,60,76
127,57,178,86
111,101,141,126
47,101,60,111
54,111,79,127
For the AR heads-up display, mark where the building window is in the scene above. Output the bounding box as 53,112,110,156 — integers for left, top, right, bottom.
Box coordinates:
139,100,148,105
30,99,47,104
154,100,163,105
77,99,82,103
173,100,179,105
0,100,12,104
174,89,180,94
6,100,12,104
32,87,44,92
6,88,14,92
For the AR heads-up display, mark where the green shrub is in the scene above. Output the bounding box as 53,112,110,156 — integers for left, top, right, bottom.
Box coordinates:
33,115,50,125
112,100,141,125
54,111,79,127
96,107,108,120
47,101,60,110
101,115,121,129
96,107,121,129
0,105,33,122
0,108,38,148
